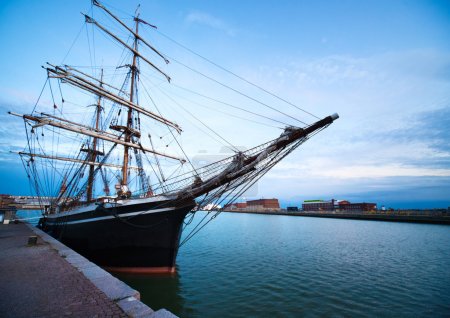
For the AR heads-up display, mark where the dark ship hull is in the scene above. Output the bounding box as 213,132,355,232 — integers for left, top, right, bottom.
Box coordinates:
39,197,196,274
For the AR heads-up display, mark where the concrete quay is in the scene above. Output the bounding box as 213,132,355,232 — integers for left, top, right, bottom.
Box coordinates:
223,209,450,224
0,222,177,318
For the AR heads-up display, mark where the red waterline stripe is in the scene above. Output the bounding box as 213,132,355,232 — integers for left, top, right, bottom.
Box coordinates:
104,266,176,275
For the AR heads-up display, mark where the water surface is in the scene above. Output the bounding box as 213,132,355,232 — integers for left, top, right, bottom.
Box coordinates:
102,212,450,317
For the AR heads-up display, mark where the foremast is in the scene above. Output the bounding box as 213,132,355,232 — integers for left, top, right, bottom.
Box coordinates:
119,16,140,198
86,70,103,202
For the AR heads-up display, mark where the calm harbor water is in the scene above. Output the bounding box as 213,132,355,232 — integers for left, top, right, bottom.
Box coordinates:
117,212,450,317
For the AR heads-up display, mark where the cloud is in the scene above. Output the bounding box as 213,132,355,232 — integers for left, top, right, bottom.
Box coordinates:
226,49,450,207
412,107,450,153
185,11,236,36
271,161,450,179
0,100,31,161
255,173,450,208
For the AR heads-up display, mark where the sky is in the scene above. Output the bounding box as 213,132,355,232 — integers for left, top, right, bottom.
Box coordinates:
0,0,449,208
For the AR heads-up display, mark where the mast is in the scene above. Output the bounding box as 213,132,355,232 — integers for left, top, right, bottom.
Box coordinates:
86,69,103,202
120,15,140,198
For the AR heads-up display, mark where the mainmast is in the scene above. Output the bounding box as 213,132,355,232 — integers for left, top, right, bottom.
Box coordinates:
119,15,140,198
86,70,103,202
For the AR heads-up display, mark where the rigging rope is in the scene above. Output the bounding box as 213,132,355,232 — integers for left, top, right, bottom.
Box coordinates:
155,29,320,120
166,55,309,126
139,71,284,129
139,80,198,175
170,82,291,127
85,22,95,78
146,79,240,153
61,23,85,64
31,78,49,114
168,88,282,129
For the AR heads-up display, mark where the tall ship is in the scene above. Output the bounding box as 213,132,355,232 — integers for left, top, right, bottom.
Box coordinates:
10,1,338,274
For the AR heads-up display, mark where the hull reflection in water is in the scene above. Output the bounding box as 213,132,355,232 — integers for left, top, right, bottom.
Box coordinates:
114,272,197,317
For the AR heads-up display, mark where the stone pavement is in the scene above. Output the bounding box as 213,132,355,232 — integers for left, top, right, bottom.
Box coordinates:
0,223,176,318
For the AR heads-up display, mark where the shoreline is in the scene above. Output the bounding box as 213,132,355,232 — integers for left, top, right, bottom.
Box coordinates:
222,210,450,225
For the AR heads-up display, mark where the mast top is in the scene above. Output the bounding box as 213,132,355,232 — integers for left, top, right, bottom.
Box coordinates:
92,0,170,65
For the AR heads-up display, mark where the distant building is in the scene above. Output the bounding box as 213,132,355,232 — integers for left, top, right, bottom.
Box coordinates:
302,200,334,211
224,199,280,211
338,202,377,212
0,194,17,224
287,206,298,212
302,199,377,212
224,202,247,210
335,200,350,207
247,199,280,209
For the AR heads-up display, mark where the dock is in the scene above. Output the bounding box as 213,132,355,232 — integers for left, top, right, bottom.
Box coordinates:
0,222,177,318
223,210,450,224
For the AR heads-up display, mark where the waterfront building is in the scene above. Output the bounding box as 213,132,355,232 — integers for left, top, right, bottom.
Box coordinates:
247,199,280,209
224,202,248,209
224,199,280,212
302,200,334,211
0,195,17,224
302,199,377,212
338,202,377,212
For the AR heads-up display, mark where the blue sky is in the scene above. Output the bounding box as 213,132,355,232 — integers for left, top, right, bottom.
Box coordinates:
0,0,449,208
